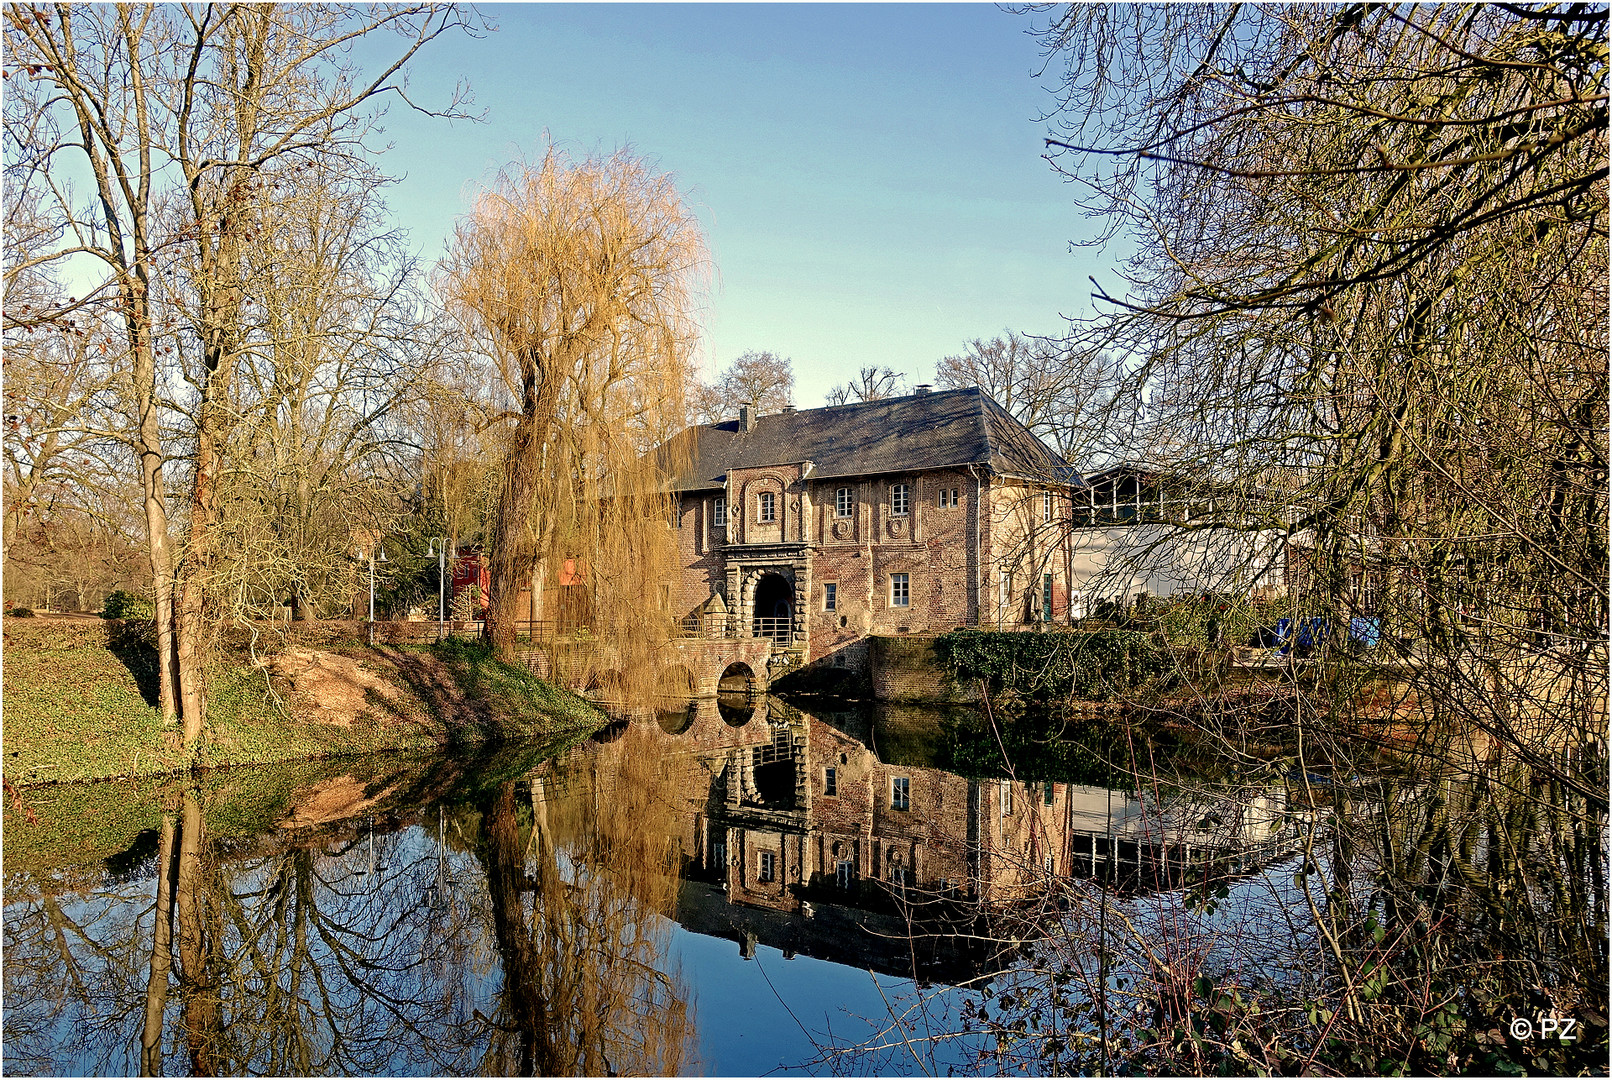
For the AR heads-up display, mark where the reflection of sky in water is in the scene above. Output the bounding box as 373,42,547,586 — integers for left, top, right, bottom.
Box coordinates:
668,927,976,1077
2,705,1301,1077
3,832,972,1077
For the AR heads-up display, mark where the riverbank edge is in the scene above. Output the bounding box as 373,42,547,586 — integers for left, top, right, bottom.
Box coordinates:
1,618,610,789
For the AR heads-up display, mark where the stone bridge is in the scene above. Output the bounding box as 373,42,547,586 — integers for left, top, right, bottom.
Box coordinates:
663,636,777,697
518,629,780,699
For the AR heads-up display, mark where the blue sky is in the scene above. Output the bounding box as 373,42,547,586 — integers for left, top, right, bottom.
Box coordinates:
368,3,1117,407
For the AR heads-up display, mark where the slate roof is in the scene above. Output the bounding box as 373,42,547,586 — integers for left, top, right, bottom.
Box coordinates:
663,386,1083,493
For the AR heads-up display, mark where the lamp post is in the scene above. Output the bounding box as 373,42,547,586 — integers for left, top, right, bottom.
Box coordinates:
355,541,387,645
427,538,446,641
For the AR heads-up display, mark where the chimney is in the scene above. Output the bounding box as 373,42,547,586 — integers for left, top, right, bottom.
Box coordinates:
914,384,932,396
738,401,754,432
781,403,796,414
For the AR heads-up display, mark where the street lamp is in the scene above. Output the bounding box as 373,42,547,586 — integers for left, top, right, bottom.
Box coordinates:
355,541,387,645
427,538,447,641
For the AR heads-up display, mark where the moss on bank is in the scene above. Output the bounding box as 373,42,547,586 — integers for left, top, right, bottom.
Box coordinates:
2,619,605,787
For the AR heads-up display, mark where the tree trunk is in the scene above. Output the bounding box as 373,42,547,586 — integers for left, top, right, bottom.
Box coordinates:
174,794,219,1075
487,346,565,660
140,812,178,1076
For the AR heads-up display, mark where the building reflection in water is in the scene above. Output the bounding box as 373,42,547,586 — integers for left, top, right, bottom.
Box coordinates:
1,697,1296,1076
565,694,1298,984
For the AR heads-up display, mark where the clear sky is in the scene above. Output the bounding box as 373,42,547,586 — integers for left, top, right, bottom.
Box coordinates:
368,3,1118,408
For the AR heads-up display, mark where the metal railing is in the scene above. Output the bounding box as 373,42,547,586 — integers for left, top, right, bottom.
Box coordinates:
750,616,793,646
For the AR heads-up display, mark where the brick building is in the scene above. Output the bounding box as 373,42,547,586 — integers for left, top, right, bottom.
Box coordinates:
664,386,1086,674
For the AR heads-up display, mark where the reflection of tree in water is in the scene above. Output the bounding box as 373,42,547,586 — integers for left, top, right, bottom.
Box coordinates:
3,740,693,1076
475,723,696,1075
140,792,491,1075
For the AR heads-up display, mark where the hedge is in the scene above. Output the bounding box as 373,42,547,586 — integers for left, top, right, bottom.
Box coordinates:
934,628,1168,702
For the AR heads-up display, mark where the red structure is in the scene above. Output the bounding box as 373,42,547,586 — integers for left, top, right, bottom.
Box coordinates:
449,550,490,616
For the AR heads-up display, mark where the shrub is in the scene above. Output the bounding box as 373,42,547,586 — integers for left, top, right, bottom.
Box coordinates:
102,590,154,619
8,607,35,617
935,628,1167,702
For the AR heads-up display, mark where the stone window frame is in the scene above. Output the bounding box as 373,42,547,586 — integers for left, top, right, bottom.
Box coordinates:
889,572,910,608
759,850,776,883
757,491,776,523
1000,782,1013,818
891,775,910,811
823,581,837,612
891,482,911,517
835,486,854,517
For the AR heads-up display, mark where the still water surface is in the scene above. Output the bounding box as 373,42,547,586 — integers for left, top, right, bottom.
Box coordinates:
3,696,1296,1076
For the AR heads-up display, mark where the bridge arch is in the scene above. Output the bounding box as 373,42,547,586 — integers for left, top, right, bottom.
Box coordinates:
656,663,699,701
656,700,699,735
717,660,760,696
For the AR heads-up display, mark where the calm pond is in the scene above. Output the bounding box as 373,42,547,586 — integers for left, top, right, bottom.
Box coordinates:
3,695,1304,1076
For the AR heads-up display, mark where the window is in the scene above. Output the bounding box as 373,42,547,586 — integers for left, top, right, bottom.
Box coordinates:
1043,574,1054,623
938,487,959,508
759,850,776,883
1042,491,1053,522
891,483,910,516
713,495,727,527
890,865,908,887
758,491,775,522
712,840,726,868
823,582,837,612
835,486,854,517
1044,853,1057,877
836,860,855,889
1043,780,1055,806
823,766,837,796
999,571,1011,619
1000,783,1013,817
891,776,910,811
890,573,909,608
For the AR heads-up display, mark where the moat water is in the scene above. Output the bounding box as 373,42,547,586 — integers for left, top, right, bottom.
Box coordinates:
2,696,1307,1076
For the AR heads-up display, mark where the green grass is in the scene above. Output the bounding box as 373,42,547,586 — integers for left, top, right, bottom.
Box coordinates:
2,624,606,787
423,637,604,737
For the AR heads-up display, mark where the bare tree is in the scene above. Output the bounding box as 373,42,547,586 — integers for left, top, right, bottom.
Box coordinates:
441,148,708,686
4,3,477,743
824,365,906,406
933,330,1122,461
919,4,1611,1072
689,349,795,425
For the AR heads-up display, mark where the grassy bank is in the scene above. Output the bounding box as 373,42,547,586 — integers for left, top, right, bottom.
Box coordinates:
2,619,606,787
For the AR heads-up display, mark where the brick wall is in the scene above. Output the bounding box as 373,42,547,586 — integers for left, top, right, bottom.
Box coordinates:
867,635,980,704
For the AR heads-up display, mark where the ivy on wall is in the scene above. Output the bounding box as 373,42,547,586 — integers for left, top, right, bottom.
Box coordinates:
935,628,1167,702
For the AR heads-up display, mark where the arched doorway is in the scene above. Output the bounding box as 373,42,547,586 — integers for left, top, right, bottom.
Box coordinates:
751,573,794,645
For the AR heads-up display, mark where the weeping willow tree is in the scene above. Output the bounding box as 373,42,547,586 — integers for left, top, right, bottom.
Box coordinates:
476,725,697,1075
442,149,706,699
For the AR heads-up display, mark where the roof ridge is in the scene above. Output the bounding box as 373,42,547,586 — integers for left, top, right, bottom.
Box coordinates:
972,386,996,466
